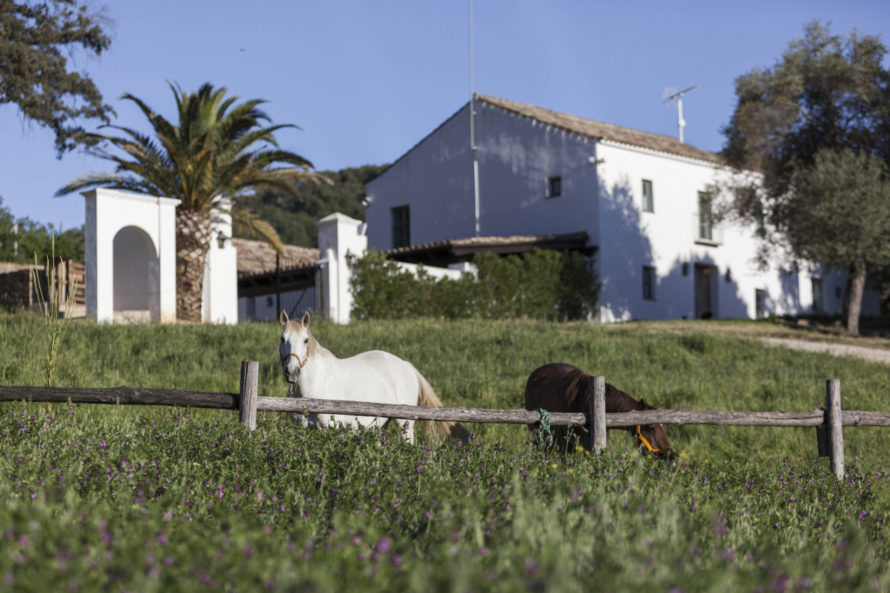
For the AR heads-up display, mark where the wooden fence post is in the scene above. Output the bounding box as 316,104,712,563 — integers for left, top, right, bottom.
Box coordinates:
825,378,844,481
589,376,607,454
239,360,258,431
816,411,829,458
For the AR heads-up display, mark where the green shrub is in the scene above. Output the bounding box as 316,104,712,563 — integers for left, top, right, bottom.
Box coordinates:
349,249,599,321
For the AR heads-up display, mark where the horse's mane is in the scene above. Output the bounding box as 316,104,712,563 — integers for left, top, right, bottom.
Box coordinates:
531,364,651,414
582,372,650,413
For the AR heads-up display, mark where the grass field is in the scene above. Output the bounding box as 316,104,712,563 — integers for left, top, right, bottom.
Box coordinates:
1,312,888,591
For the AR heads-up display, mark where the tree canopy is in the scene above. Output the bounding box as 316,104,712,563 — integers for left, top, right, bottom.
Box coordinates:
57,82,321,213
0,197,83,263
787,149,890,274
723,21,890,188
721,21,890,334
237,164,387,247
0,0,115,155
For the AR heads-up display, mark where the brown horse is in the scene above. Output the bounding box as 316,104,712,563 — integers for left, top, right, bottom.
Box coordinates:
524,363,673,456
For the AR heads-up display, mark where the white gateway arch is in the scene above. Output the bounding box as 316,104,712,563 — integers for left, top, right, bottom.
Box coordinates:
81,188,237,324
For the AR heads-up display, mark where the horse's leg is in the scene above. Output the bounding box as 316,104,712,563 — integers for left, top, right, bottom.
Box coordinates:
379,417,413,444
402,419,415,444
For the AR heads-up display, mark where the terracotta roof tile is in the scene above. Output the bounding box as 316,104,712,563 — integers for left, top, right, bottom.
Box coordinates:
478,95,723,164
233,238,318,277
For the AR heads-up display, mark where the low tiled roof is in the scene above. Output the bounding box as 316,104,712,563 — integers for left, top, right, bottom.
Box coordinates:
233,238,318,277
478,95,723,165
386,231,591,266
388,231,587,254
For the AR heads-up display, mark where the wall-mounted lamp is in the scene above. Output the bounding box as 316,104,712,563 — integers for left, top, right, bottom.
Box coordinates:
216,231,229,249
725,267,732,283
682,262,689,276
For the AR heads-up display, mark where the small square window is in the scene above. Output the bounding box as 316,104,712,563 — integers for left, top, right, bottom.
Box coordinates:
548,176,562,198
642,179,654,212
642,266,656,301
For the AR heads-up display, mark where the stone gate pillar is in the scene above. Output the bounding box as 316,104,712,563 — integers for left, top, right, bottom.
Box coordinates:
316,213,367,324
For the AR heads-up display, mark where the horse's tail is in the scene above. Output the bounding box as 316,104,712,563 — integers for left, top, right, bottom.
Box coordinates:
415,369,470,442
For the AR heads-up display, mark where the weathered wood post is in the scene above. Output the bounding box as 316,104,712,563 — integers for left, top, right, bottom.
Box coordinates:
239,360,259,431
816,414,829,458
589,376,607,454
825,378,844,481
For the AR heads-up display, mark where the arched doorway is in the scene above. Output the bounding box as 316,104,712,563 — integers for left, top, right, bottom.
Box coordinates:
112,226,160,322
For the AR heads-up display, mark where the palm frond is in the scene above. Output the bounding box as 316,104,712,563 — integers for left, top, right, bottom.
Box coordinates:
58,81,321,219
228,206,285,255
55,173,156,197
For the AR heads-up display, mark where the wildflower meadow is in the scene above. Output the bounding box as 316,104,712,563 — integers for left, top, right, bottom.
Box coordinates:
1,313,888,591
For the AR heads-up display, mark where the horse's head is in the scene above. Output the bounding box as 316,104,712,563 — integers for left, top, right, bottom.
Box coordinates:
635,400,674,458
280,310,312,383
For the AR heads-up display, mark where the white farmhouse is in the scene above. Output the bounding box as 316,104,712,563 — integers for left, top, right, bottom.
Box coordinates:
366,95,876,321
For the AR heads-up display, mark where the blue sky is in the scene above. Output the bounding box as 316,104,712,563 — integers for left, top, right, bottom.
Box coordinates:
1,0,888,231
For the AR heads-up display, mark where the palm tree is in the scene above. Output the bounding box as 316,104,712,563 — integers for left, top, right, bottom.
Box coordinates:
57,82,323,321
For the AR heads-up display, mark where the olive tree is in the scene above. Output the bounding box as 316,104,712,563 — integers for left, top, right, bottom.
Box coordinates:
721,21,890,335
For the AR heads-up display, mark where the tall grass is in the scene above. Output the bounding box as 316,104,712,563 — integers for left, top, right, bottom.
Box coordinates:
29,238,78,388
1,313,888,464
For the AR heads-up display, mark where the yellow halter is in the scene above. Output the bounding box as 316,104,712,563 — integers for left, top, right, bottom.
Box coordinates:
634,425,667,454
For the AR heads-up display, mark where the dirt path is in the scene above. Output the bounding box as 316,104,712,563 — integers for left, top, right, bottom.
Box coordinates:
759,337,890,365
611,320,890,366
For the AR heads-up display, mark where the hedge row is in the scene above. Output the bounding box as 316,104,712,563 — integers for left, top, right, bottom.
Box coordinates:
349,249,599,321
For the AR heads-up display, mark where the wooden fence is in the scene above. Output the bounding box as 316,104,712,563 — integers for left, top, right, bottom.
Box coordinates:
0,258,84,310
65,260,85,306
3,361,890,481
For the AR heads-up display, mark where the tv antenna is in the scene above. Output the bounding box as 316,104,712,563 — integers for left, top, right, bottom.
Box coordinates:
663,85,697,143
468,0,480,236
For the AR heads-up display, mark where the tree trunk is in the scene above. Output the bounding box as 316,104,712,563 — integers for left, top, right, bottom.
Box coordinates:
844,263,866,337
175,208,212,322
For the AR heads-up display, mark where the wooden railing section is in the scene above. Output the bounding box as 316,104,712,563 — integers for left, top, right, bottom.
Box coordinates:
2,361,889,481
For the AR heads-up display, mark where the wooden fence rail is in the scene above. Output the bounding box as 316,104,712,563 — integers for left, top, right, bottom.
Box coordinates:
3,362,890,481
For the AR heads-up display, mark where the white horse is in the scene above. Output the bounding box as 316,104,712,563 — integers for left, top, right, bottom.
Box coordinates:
279,311,468,443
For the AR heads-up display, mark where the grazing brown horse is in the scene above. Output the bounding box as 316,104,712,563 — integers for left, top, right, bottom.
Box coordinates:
524,363,673,456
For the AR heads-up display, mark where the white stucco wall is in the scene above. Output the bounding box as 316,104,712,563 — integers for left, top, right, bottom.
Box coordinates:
366,101,600,249
201,204,238,324
593,141,794,321
366,105,475,247
317,213,368,324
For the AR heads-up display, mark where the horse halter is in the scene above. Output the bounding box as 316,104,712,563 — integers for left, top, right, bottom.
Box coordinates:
281,352,308,370
634,424,668,454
